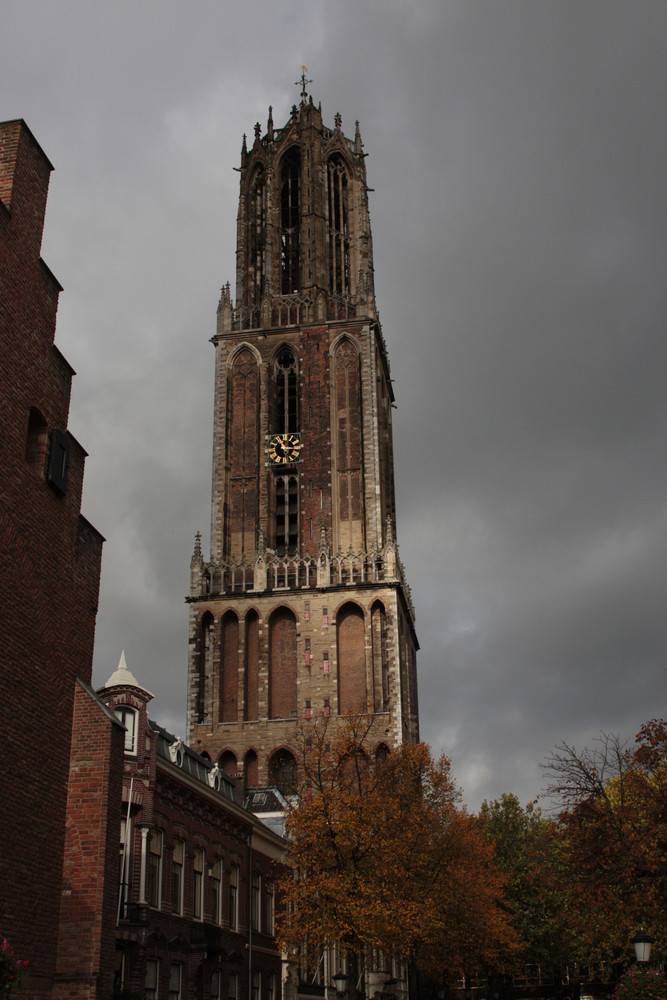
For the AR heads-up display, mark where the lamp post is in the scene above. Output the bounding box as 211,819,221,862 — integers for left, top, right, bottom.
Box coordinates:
333,972,349,998
632,932,655,965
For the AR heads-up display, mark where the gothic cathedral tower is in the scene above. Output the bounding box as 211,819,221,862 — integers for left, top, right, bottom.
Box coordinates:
186,84,418,790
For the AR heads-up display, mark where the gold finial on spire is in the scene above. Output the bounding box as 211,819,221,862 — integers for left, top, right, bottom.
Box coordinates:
295,65,312,103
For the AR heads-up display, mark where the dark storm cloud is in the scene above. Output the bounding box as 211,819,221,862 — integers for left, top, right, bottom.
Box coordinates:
3,0,667,807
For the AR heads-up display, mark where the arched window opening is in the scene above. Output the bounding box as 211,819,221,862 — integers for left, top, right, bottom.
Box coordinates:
220,611,239,723
280,147,300,293
274,348,298,434
219,750,237,777
333,339,364,552
250,165,266,304
336,603,366,715
197,613,214,724
269,608,297,719
244,610,259,721
327,155,350,296
275,474,298,556
244,749,258,789
371,601,389,711
227,348,259,561
269,748,297,795
375,743,390,767
114,705,138,754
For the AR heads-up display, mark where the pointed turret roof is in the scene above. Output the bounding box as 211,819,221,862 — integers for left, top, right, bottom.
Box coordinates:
102,650,154,699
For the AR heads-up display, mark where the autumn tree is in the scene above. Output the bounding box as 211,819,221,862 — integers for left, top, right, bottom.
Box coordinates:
275,716,519,983
541,720,667,965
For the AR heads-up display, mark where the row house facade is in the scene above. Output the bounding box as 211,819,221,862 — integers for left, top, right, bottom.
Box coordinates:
98,655,285,1000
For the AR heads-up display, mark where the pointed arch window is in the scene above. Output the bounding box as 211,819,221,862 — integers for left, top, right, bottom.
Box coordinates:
275,474,298,556
197,613,214,724
269,748,297,795
250,165,266,306
336,602,366,715
327,155,350,296
220,611,239,723
274,348,298,434
244,610,259,721
333,339,364,551
269,608,297,719
227,348,259,561
280,147,300,293
244,749,258,789
371,601,389,711
219,750,237,777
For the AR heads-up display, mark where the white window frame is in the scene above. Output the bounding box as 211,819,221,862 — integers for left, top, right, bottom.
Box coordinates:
145,958,159,1000
169,962,182,1000
114,705,138,754
147,829,163,909
251,871,261,931
194,847,205,921
210,970,222,1000
210,857,223,926
172,839,184,915
266,884,275,935
229,864,239,930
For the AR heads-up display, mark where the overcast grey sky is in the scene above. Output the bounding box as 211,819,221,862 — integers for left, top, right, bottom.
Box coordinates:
4,1,667,811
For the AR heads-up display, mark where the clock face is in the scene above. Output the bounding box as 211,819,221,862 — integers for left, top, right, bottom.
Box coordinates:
268,433,302,465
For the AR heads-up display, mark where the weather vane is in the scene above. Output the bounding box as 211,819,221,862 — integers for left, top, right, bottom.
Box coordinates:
296,65,312,102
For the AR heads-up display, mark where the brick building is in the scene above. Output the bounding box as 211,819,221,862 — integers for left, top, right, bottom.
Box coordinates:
0,118,122,999
98,655,285,1000
186,84,419,784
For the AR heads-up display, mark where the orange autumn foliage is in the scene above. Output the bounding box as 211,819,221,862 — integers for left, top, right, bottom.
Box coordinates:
275,717,519,978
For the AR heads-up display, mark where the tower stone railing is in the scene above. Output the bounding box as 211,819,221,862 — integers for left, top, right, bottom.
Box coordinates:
188,533,415,624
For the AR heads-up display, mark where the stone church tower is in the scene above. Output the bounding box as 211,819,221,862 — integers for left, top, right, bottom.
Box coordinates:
186,83,418,789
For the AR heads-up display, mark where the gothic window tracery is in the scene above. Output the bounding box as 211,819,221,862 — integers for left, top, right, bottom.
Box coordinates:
327,154,350,296
275,475,298,556
272,348,299,554
249,165,266,305
227,348,259,560
280,147,300,293
274,347,298,434
333,339,363,551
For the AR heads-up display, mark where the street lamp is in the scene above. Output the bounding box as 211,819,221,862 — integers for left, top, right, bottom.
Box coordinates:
632,932,655,965
333,972,349,997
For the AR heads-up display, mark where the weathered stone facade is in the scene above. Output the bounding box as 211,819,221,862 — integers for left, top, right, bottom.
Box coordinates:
186,91,418,784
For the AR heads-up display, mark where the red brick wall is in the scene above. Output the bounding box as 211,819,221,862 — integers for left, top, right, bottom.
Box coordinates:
53,682,124,1000
0,120,103,996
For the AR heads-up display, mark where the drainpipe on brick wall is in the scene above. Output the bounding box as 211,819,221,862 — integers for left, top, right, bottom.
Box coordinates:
139,826,149,904
117,773,134,926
